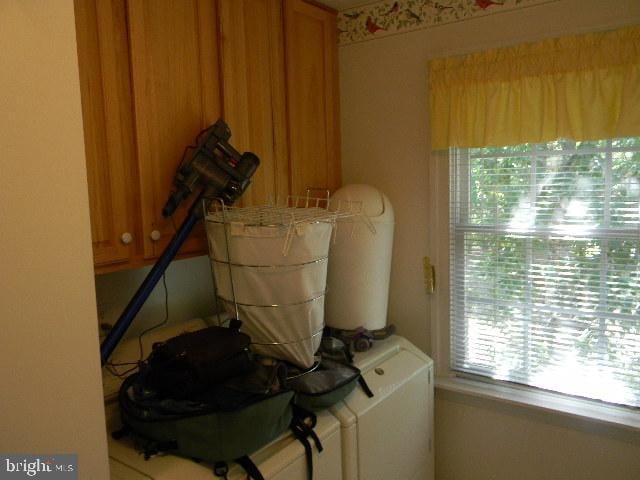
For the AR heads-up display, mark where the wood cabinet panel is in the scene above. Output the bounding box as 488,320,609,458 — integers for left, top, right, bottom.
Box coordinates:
284,0,341,197
218,0,290,205
75,0,138,267
76,0,340,273
127,0,221,259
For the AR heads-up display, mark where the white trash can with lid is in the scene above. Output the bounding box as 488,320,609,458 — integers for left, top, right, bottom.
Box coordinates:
325,184,394,331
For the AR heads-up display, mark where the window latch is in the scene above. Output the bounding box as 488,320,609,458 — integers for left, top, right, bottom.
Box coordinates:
423,256,436,294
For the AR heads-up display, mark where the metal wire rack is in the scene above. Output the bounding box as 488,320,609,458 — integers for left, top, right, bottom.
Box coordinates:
206,195,374,256
203,195,373,368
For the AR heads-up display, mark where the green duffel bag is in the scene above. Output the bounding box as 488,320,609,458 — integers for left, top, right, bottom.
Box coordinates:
116,363,321,480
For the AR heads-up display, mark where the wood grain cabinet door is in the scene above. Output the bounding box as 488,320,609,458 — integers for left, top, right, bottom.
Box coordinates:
127,0,222,259
218,0,290,206
283,0,341,197
76,0,340,272
75,0,138,267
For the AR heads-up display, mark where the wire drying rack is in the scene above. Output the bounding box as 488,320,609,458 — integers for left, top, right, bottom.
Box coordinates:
206,194,375,256
204,195,373,368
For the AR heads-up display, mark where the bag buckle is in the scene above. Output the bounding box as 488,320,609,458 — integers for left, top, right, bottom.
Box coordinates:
214,461,229,478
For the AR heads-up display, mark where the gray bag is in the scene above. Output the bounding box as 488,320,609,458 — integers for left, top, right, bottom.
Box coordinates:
288,358,373,411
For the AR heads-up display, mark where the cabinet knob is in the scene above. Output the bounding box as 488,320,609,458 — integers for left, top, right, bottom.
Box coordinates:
150,230,162,241
120,232,133,245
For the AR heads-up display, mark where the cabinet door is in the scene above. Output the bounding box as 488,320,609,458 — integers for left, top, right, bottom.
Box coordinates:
284,0,341,197
75,0,138,267
127,0,222,259
218,0,290,206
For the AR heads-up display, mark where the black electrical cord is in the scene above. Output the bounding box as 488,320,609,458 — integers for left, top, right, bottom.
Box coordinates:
105,273,170,379
136,272,170,359
175,126,209,172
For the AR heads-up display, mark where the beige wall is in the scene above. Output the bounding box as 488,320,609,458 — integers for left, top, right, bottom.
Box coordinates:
95,255,216,341
338,1,640,479
436,390,640,480
0,1,109,478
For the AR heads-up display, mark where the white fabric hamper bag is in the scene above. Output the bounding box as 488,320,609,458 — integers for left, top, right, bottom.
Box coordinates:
206,215,334,368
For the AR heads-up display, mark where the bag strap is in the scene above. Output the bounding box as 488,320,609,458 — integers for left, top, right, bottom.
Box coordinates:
290,405,324,480
294,429,314,480
358,375,374,398
214,458,265,480
234,456,265,480
213,462,229,480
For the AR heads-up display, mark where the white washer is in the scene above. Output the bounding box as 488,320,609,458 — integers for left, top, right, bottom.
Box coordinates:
330,336,434,480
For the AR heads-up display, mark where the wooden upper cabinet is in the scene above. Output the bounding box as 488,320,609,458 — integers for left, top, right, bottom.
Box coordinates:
284,0,341,197
127,0,222,259
75,0,138,267
75,0,340,272
218,0,290,205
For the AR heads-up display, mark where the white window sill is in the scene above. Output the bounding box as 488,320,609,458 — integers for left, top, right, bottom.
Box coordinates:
436,375,640,432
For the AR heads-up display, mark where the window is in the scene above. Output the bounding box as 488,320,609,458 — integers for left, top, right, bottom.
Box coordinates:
450,138,640,408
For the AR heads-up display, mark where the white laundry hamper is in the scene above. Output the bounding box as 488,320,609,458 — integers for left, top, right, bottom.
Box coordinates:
325,184,394,332
205,206,334,369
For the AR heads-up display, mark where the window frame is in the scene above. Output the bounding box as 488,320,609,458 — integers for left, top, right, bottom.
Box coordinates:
426,145,640,431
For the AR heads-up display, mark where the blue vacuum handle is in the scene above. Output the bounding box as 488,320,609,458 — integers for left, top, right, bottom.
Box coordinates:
99,196,202,365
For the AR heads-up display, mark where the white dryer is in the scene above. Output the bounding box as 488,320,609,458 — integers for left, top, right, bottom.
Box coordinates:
330,336,434,480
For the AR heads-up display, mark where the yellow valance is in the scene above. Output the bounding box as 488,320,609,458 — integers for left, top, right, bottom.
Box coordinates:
428,25,640,149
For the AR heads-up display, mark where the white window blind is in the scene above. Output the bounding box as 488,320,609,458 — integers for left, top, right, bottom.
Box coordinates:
450,138,640,408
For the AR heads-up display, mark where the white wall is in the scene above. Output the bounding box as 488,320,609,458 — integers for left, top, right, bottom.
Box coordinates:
0,1,109,478
338,1,640,479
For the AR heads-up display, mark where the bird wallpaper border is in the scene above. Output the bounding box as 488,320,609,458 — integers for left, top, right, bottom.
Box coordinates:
338,0,559,45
